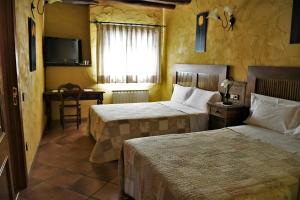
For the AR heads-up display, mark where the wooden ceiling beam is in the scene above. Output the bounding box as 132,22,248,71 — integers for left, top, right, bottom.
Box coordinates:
114,0,176,9
146,0,191,4
60,0,191,8
62,0,98,4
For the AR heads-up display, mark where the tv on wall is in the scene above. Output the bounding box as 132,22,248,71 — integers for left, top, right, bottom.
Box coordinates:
44,37,82,66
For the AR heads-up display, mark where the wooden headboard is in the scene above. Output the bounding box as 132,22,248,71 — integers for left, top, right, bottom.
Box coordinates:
246,66,300,105
173,64,229,91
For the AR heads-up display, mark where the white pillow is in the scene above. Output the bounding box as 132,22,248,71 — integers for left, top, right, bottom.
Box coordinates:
183,88,221,112
170,84,193,103
294,126,300,139
250,93,300,112
292,125,300,137
245,98,300,135
250,93,278,112
278,98,300,106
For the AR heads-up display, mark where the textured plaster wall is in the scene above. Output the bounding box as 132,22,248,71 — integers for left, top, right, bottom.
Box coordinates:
44,3,94,120
45,3,164,120
15,0,46,172
44,0,300,118
90,2,164,104
162,0,300,100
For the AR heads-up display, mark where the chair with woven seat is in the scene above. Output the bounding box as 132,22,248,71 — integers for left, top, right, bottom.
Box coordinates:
58,83,82,129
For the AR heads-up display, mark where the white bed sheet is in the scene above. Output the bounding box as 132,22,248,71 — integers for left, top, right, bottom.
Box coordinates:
160,101,208,132
229,125,300,155
90,101,208,132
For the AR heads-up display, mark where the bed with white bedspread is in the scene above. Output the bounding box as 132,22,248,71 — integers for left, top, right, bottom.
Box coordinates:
85,64,228,164
86,101,208,164
120,126,300,200
119,66,300,200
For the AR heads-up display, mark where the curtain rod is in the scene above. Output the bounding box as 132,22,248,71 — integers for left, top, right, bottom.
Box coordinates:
90,21,166,28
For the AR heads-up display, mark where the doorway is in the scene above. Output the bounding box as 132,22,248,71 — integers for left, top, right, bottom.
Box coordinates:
0,0,28,198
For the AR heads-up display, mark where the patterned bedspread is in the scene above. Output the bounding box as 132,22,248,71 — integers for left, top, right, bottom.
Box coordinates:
120,128,300,200
86,102,207,164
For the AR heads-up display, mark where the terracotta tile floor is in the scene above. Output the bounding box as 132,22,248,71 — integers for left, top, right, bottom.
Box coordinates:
20,121,120,200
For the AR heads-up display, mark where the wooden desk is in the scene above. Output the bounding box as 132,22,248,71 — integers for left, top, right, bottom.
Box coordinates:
43,90,104,128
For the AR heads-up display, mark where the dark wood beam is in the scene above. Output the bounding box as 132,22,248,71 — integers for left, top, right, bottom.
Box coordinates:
62,0,98,5
147,0,191,4
114,0,176,9
61,0,192,8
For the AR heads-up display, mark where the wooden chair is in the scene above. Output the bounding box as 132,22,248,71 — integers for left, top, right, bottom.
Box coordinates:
58,83,82,129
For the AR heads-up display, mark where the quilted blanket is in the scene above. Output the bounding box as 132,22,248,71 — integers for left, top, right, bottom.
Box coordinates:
86,102,207,164
120,128,300,200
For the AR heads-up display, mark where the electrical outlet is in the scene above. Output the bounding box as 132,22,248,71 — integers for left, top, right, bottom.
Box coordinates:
230,94,239,100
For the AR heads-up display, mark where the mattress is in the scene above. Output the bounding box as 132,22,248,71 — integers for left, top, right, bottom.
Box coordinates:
86,101,208,164
120,126,300,200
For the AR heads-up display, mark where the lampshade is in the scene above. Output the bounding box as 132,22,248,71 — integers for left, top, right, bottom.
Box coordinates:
220,79,233,88
207,8,220,20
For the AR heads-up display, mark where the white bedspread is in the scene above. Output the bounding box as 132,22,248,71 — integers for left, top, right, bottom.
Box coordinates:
120,127,300,200
90,101,208,132
87,101,208,163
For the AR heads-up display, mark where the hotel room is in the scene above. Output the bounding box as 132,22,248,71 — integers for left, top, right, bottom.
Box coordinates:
0,0,299,200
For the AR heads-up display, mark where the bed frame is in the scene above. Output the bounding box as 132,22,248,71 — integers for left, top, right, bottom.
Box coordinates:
246,66,300,105
173,64,229,91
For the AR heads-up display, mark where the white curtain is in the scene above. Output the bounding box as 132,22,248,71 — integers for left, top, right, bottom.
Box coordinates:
97,24,160,83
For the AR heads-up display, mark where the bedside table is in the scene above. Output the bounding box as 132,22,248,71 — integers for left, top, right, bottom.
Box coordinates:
208,102,249,130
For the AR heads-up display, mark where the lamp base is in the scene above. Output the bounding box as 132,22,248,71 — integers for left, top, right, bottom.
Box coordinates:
222,101,233,106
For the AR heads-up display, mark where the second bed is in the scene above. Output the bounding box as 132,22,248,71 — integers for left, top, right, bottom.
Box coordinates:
86,64,228,163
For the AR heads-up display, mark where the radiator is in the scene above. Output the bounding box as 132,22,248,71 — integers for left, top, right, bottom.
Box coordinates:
112,90,149,104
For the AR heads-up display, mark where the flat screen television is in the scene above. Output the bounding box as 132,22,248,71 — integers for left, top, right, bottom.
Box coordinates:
44,37,82,66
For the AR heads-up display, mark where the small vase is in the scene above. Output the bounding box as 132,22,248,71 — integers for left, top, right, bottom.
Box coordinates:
223,88,232,105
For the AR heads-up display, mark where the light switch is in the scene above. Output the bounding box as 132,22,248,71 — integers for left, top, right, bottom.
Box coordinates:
230,94,239,100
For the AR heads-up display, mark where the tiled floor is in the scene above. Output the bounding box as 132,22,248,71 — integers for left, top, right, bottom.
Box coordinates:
20,122,120,200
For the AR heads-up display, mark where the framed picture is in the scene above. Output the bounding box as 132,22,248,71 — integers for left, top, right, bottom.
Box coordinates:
290,0,300,44
195,12,208,52
28,18,36,72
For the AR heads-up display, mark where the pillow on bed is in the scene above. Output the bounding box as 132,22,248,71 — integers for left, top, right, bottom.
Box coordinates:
183,88,221,112
250,93,278,112
294,126,300,139
250,93,300,112
292,125,300,138
171,84,193,103
245,98,300,135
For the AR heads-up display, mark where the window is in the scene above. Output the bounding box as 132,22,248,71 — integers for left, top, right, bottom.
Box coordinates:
96,24,160,83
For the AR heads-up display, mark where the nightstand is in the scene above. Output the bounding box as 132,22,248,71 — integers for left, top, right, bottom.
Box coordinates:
208,102,249,130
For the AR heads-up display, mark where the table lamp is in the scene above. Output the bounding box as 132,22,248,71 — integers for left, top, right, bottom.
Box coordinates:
220,79,234,105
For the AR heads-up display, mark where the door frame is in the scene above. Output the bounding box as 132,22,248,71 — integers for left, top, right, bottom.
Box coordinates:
0,0,28,195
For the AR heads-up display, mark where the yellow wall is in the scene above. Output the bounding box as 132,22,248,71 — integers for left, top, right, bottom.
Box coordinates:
44,3,94,120
13,0,299,176
15,0,46,172
161,0,300,100
45,2,164,120
45,3,91,61
45,0,300,118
